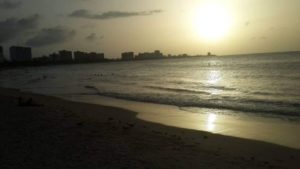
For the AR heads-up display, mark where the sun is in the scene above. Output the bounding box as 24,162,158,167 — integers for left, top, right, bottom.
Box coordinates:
193,3,232,42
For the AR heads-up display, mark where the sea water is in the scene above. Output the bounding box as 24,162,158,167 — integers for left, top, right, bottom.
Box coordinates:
1,53,299,118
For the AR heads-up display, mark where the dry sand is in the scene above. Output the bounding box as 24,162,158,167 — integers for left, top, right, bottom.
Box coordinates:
0,87,299,169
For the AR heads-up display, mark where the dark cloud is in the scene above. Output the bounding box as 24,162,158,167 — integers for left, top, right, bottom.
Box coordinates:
85,33,103,42
69,9,163,20
86,33,97,41
0,0,21,9
26,27,76,47
70,9,90,18
0,14,39,43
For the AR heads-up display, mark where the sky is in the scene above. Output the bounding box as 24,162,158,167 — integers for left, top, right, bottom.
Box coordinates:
0,0,300,58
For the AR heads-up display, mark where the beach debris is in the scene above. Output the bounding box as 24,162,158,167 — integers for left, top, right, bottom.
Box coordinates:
93,73,103,77
122,122,136,130
126,122,136,128
85,85,95,89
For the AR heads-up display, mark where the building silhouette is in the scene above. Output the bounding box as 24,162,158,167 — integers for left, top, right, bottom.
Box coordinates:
59,50,73,62
136,50,164,60
10,46,32,62
49,53,60,62
0,46,4,63
121,52,134,60
89,52,104,62
74,51,88,62
74,51,104,62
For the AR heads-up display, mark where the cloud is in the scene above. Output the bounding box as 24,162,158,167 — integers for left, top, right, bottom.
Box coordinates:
85,33,103,42
70,9,90,18
69,9,163,20
26,27,76,47
0,0,21,9
86,33,97,41
0,14,39,43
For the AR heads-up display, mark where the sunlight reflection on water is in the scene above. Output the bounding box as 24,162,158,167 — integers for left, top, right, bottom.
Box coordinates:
207,113,217,131
207,70,221,84
206,69,222,95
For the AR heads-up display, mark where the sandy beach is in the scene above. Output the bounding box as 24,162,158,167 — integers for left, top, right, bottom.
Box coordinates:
0,87,299,169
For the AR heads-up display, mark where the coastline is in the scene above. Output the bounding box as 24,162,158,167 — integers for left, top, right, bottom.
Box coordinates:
65,94,300,149
1,87,299,169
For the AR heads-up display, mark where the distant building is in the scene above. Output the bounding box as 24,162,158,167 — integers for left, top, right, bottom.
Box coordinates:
74,51,88,62
135,50,164,60
10,46,32,62
74,51,104,62
89,52,104,62
59,50,73,62
154,50,163,58
207,52,216,56
49,53,60,62
0,46,4,63
32,56,50,64
121,52,134,61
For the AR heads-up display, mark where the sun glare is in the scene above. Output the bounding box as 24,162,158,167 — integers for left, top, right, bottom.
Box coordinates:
193,3,232,42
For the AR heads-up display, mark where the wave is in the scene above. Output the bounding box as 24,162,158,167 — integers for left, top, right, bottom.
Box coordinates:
84,85,300,117
249,91,300,97
203,85,236,91
145,86,211,95
145,85,236,94
85,85,98,90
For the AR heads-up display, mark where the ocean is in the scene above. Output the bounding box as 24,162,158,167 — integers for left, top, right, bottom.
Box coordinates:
2,52,300,148
1,53,299,118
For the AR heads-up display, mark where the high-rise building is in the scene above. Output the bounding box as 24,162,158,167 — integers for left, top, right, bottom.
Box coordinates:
135,50,164,60
59,50,73,62
49,53,60,62
74,51,104,62
121,52,134,60
89,52,105,61
0,46,4,63
10,46,32,62
74,51,88,62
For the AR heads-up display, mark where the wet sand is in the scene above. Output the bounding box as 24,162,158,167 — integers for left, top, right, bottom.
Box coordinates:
0,87,299,169
68,94,300,149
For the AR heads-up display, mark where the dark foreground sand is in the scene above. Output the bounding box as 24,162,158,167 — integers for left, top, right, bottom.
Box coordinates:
0,88,299,169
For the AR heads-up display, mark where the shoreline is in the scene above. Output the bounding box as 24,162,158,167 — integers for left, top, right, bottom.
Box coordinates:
1,87,299,168
63,94,300,149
